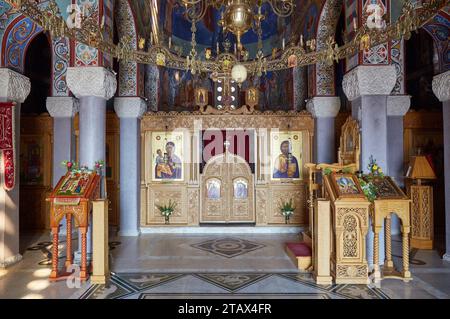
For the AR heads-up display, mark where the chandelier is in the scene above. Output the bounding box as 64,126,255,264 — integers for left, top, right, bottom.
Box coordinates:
4,0,446,79
179,0,293,52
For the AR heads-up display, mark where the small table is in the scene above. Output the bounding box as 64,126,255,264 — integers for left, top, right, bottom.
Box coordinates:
47,171,101,281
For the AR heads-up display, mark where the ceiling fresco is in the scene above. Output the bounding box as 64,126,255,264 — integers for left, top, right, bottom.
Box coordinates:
127,0,326,57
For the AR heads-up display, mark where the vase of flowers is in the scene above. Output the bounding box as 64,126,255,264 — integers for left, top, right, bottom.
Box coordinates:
156,200,177,224
280,199,295,224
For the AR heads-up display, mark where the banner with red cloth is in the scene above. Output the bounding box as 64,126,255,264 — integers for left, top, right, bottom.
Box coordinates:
0,102,16,190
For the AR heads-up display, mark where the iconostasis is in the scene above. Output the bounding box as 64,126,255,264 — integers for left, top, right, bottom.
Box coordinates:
140,111,314,227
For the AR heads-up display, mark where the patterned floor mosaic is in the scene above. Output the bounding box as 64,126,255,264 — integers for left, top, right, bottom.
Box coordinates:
190,237,266,258
77,272,391,299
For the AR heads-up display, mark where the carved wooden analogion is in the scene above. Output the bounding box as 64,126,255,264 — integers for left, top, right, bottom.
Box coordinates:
47,171,101,281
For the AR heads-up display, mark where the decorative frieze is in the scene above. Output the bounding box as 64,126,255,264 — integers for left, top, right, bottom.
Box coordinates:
66,67,117,100
46,97,79,118
342,65,397,101
0,68,31,103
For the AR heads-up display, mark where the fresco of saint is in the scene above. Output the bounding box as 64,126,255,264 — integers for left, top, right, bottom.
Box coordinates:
273,140,300,179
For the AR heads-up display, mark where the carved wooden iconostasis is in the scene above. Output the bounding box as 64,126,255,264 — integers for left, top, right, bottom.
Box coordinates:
140,111,314,227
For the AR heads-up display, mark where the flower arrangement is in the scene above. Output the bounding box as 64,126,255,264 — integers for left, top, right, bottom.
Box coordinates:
156,200,177,224
358,156,384,202
279,198,295,224
367,155,384,177
61,160,105,176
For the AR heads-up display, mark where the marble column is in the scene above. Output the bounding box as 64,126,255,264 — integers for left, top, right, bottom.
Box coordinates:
0,68,31,268
432,70,450,261
306,97,341,164
46,97,79,236
66,67,117,260
114,97,146,236
343,65,397,268
387,95,411,235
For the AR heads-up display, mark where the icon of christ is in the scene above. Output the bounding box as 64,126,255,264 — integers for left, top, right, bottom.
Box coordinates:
273,140,300,179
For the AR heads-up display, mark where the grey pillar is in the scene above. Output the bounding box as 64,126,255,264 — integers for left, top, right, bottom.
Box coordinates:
343,65,397,268
387,95,411,235
0,68,30,268
46,97,79,236
67,67,117,260
114,97,146,236
306,96,341,164
432,71,450,261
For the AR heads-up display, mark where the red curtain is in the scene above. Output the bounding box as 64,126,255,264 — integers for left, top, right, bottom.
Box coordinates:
201,129,255,172
0,102,15,190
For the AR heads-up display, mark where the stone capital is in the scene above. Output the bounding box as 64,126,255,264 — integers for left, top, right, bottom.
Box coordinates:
67,67,117,100
432,70,450,102
0,68,31,103
114,97,147,119
46,97,79,118
387,95,411,117
342,65,397,101
306,96,341,118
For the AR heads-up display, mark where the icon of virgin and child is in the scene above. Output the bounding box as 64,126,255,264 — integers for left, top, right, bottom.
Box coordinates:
273,140,300,179
155,141,182,179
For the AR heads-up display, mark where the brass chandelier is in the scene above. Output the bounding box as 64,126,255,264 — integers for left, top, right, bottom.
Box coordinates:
179,0,294,52
3,0,447,79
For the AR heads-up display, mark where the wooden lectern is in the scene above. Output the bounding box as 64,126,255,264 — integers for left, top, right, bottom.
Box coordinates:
47,171,101,281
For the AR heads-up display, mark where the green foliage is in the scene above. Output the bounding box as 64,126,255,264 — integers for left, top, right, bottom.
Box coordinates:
279,198,295,214
323,168,332,176
156,199,177,216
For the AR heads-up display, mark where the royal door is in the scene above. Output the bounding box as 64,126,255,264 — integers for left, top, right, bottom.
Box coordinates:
201,149,255,223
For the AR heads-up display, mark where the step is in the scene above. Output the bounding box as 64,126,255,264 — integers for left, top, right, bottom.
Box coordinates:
285,242,312,272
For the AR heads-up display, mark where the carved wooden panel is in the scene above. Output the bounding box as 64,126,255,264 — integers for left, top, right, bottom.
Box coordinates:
147,186,188,224
267,184,308,225
20,114,53,231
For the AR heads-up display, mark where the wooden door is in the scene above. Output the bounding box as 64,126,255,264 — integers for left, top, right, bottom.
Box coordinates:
201,151,255,223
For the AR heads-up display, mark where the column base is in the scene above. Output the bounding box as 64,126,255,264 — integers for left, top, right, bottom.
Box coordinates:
118,229,141,237
0,254,23,269
443,254,450,262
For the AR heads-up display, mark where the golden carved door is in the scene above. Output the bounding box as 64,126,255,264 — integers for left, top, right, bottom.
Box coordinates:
201,150,255,223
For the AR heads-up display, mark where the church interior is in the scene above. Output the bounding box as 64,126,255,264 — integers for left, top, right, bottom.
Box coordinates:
0,0,449,301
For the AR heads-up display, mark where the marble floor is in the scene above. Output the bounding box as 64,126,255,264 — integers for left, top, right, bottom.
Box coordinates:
0,232,450,299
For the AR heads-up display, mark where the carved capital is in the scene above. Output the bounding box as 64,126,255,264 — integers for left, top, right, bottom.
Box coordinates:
0,68,31,103
432,70,450,102
387,95,411,117
67,67,117,100
306,96,341,118
342,65,397,101
114,97,147,119
46,97,79,118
